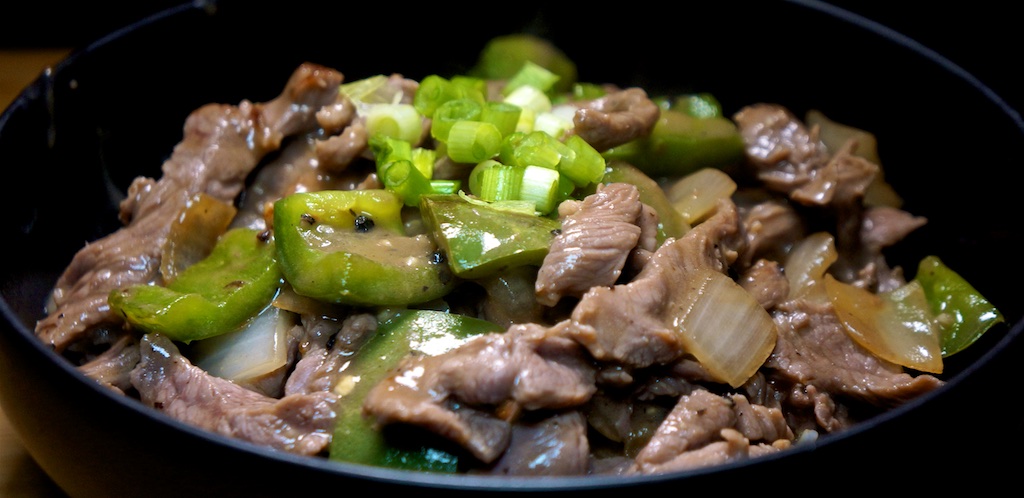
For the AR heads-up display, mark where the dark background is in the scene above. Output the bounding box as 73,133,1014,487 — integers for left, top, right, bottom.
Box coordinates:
2,1,1021,114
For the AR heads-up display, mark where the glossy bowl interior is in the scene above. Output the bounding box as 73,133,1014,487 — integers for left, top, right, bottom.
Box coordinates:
2,1,1023,496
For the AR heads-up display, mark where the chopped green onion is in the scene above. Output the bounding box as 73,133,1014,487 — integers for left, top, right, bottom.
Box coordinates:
365,103,423,144
481,101,522,138
498,131,527,165
430,98,482,142
457,190,536,216
340,74,392,105
446,120,502,164
511,131,565,170
429,179,461,195
450,75,487,101
413,75,458,118
515,107,537,133
560,134,606,187
411,147,436,179
556,172,577,203
503,85,552,114
503,60,560,96
533,108,574,138
369,135,412,167
572,82,606,101
379,159,434,207
518,165,561,214
469,160,523,202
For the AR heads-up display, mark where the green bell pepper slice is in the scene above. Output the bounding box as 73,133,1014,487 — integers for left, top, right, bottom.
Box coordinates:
469,33,578,95
419,194,561,279
273,190,455,307
329,309,503,471
108,227,282,343
914,255,1005,357
602,108,745,178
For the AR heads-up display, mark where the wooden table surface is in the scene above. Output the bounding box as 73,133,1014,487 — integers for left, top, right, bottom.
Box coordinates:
0,48,74,498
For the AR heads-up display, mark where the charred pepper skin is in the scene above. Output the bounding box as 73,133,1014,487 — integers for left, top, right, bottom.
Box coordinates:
108,227,283,343
273,189,456,307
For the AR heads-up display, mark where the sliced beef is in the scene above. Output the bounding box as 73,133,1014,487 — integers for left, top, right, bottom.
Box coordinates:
36,63,344,352
484,411,590,476
833,205,927,292
572,88,660,151
535,182,648,307
766,296,944,412
361,322,597,464
76,333,139,394
232,136,373,232
636,428,750,473
735,104,881,208
565,199,741,368
315,121,368,173
734,104,921,294
734,194,806,270
131,333,336,456
284,312,377,396
861,206,928,253
733,103,829,196
632,389,792,474
738,259,789,310
315,96,355,135
790,138,879,207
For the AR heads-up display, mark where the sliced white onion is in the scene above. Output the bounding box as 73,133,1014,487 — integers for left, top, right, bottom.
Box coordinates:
192,305,297,382
666,168,737,225
160,193,237,283
672,267,777,388
783,231,837,302
824,275,943,373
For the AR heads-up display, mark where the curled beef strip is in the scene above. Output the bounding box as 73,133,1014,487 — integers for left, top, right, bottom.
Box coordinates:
733,103,830,198
734,194,806,271
766,296,944,413
232,135,375,232
315,121,368,173
314,73,425,172
131,333,337,456
734,104,924,294
571,87,660,151
565,198,742,369
284,312,377,396
632,389,792,475
734,104,881,208
483,410,590,476
838,205,928,292
361,322,597,464
535,182,650,307
738,259,790,311
76,334,139,394
35,63,343,352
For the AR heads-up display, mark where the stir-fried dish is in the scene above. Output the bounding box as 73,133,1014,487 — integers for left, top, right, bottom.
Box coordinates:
34,35,1005,476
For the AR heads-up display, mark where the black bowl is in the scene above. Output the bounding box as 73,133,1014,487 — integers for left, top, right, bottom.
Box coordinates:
2,1,1022,496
